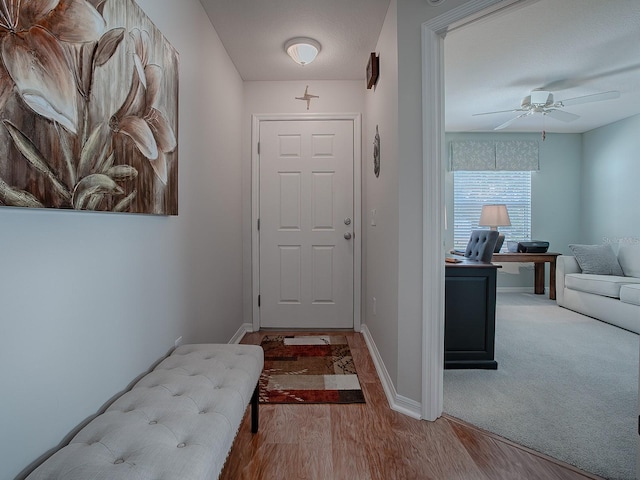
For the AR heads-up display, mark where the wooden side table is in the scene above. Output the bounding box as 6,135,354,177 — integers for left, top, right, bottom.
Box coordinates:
491,252,561,300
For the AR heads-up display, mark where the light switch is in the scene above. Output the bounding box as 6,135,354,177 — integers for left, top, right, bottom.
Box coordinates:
371,209,377,226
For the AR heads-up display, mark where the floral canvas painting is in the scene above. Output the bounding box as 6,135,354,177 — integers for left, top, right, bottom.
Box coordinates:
0,0,179,215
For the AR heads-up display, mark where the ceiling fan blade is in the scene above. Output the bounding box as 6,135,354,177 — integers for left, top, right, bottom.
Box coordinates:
559,91,620,107
472,108,522,116
545,109,580,122
494,112,529,130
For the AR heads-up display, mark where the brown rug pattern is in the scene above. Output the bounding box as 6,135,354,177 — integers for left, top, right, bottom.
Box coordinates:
259,335,365,404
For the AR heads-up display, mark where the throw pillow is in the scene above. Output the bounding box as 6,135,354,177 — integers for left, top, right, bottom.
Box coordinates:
569,244,624,275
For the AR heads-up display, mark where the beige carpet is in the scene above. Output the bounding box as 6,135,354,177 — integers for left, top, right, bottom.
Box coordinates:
444,292,638,480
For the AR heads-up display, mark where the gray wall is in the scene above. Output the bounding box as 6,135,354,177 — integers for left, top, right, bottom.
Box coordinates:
0,1,245,478
445,132,583,289
582,114,640,246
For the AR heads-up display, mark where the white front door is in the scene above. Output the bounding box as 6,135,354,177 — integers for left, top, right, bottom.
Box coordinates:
258,119,355,329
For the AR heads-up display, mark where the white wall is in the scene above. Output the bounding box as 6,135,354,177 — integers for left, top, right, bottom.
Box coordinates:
394,0,472,404
241,80,366,326
359,0,480,408
243,81,366,116
363,0,400,394
1,1,245,478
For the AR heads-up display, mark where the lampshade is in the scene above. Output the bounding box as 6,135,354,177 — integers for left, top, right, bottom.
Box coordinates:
285,37,321,66
479,204,511,229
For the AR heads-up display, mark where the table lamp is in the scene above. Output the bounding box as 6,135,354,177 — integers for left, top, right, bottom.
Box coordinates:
479,204,511,252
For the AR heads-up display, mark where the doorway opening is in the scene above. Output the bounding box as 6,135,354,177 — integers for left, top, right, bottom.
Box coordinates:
423,1,638,478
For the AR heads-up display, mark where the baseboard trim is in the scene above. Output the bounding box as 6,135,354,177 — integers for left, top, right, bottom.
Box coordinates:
360,325,422,419
497,286,542,294
229,323,254,344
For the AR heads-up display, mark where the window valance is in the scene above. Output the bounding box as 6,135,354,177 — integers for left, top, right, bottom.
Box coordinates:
450,140,539,171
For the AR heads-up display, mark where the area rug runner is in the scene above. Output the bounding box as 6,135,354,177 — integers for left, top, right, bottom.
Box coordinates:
259,335,365,404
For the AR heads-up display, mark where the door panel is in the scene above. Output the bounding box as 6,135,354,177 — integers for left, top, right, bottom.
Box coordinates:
312,172,334,229
279,246,301,303
259,120,354,329
278,173,301,229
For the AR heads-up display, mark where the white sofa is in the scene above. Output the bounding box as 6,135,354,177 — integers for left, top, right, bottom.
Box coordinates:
556,243,640,334
25,343,264,480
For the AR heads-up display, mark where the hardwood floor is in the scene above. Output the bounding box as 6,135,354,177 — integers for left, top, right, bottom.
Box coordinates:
221,331,602,480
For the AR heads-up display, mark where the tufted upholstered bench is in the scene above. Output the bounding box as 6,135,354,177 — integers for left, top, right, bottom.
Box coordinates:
25,343,264,480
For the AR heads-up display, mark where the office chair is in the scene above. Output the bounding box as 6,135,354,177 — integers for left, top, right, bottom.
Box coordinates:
459,229,500,262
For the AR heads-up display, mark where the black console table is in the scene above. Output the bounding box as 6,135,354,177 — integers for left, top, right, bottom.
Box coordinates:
444,259,499,370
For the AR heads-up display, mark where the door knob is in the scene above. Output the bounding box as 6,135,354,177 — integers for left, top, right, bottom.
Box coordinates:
344,232,352,240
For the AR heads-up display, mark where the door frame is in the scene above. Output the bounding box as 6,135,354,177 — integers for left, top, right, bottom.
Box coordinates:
251,113,362,332
421,0,540,421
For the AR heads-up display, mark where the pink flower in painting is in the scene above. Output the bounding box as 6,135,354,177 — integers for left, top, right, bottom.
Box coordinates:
0,0,105,133
110,29,176,184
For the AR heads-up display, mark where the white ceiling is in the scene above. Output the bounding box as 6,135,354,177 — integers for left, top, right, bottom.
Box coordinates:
445,0,640,133
198,0,640,133
198,0,391,81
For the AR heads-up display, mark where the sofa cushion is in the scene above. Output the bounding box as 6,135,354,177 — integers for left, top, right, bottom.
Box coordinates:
620,284,640,306
565,273,640,298
618,243,640,278
569,244,624,275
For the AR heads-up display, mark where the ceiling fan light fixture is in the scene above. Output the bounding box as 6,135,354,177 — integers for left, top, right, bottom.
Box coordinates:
530,90,553,106
285,37,321,66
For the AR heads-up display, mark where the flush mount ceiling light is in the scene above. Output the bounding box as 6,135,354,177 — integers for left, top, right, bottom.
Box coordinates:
285,37,321,66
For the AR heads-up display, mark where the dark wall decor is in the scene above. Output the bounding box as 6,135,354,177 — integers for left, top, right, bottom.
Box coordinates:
366,52,379,90
0,0,179,215
373,125,380,177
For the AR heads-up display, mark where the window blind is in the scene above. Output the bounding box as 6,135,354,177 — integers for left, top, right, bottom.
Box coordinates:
453,170,532,251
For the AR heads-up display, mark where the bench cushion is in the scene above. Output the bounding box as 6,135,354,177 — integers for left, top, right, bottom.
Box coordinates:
565,273,640,298
26,343,263,480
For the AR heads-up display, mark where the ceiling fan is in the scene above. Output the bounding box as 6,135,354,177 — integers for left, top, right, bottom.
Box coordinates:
473,90,621,130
